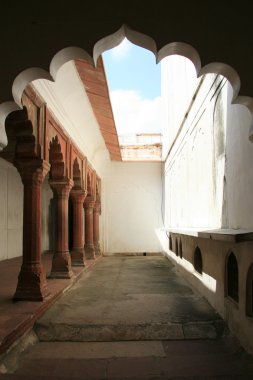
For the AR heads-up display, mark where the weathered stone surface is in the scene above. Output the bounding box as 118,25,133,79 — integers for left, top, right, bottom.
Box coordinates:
3,258,253,379
18,341,166,359
35,257,223,341
36,322,184,342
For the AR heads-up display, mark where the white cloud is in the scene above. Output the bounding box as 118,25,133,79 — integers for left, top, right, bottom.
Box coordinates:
111,38,132,60
109,90,162,134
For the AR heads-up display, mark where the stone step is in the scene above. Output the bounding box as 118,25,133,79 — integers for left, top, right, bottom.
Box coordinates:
35,319,228,342
3,339,253,379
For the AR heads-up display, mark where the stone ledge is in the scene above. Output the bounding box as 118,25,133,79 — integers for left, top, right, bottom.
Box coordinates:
103,252,163,257
166,228,253,243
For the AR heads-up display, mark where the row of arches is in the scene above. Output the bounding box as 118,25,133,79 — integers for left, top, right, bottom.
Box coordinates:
0,86,102,302
169,236,183,259
169,235,253,318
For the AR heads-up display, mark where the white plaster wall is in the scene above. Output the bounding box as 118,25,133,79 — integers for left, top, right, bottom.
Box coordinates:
32,61,111,179
225,83,253,229
163,74,228,229
0,158,23,260
102,162,163,253
161,55,198,159
39,158,163,255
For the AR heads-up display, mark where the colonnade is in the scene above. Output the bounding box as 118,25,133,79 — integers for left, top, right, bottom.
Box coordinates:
13,161,101,302
1,87,102,303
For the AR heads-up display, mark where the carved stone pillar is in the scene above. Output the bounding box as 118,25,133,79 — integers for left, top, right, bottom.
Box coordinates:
49,178,74,278
70,190,86,266
93,201,101,257
84,199,95,259
13,159,50,302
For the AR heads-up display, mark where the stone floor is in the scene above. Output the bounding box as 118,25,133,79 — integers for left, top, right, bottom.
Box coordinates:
0,253,97,355
1,256,253,379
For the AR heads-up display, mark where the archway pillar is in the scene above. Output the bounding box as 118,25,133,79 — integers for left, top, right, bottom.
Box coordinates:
84,198,96,259
93,201,101,257
13,159,50,302
70,189,87,266
49,178,74,278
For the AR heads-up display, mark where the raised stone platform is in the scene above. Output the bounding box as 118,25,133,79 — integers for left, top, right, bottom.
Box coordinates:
167,227,253,242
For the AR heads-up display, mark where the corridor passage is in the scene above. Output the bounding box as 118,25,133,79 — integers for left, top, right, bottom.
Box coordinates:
3,256,253,379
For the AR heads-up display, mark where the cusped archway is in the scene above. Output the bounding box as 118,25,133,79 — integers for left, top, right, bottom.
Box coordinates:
1,21,253,152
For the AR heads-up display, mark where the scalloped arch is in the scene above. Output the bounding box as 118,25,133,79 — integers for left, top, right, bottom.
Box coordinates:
1,23,253,151
50,47,94,80
93,24,157,64
12,68,53,108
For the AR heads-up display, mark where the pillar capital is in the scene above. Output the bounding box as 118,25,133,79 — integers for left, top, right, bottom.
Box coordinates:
94,201,101,214
15,159,50,186
49,178,74,197
84,197,95,210
70,189,87,203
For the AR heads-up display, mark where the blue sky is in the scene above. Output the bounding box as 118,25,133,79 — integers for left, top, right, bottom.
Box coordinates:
102,39,162,135
103,38,160,99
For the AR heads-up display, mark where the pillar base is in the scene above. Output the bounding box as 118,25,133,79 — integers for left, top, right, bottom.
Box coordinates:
13,264,49,302
71,248,86,267
49,251,74,278
94,243,101,258
84,244,96,259
48,271,74,279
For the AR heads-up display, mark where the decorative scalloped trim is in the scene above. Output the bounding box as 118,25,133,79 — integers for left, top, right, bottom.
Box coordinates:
0,24,253,150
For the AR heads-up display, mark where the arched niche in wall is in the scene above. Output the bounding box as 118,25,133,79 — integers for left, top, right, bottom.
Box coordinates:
246,263,253,317
73,158,82,189
194,246,203,275
226,251,239,303
179,239,183,259
49,135,66,180
175,238,179,256
87,172,92,197
169,235,172,251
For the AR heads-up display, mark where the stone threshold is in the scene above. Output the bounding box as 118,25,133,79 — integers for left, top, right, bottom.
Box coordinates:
35,320,229,342
103,252,163,257
166,228,253,243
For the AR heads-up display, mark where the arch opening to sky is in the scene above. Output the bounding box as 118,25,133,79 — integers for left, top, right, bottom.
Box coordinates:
102,38,198,161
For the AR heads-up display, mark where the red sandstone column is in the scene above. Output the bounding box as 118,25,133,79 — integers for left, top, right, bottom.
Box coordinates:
84,199,96,259
93,201,101,257
70,190,86,266
13,159,50,302
49,179,74,278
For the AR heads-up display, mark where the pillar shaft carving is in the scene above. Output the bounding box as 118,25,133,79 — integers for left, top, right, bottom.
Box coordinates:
70,189,87,266
13,159,50,302
49,178,74,278
84,198,95,259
